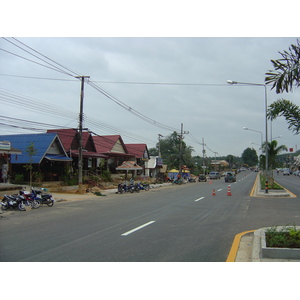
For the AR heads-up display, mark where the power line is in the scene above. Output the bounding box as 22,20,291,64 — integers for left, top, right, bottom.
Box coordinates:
11,37,81,77
91,80,229,86
87,80,179,132
1,37,79,77
0,73,76,81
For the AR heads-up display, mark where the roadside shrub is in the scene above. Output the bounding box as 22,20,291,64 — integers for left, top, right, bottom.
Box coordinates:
265,225,300,248
13,173,24,184
101,170,112,182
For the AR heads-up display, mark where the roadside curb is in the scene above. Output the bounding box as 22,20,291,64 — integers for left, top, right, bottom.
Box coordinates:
226,230,255,262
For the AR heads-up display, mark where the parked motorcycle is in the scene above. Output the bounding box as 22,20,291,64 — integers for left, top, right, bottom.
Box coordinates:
1,194,31,211
31,188,54,207
117,182,150,194
136,182,150,191
19,189,40,209
117,182,127,194
172,178,183,185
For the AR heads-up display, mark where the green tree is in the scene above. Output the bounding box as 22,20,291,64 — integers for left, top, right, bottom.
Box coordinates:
260,140,288,170
148,147,158,156
267,99,300,134
24,142,37,188
241,147,258,167
266,39,300,134
159,131,194,170
265,39,300,93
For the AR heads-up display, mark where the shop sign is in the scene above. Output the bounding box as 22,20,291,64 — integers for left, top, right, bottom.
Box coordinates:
0,141,11,151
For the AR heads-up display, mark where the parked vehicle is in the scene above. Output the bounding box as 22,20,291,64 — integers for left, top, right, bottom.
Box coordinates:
224,172,236,183
31,188,54,206
198,174,207,182
136,182,150,191
117,182,142,194
1,194,24,211
19,189,40,209
283,168,290,176
172,178,183,184
1,193,38,211
209,172,221,179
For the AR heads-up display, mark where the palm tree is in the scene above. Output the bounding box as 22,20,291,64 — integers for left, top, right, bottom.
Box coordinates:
266,40,300,134
261,140,288,170
267,99,300,134
265,39,300,94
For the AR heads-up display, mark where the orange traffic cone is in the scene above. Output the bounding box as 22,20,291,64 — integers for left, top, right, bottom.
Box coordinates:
212,189,216,196
227,185,232,196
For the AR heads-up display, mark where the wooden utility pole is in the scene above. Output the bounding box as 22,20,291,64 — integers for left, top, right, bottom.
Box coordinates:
76,76,90,194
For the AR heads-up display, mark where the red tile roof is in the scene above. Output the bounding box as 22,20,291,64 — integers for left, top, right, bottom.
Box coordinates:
47,128,75,150
47,129,95,151
92,135,128,154
125,144,148,159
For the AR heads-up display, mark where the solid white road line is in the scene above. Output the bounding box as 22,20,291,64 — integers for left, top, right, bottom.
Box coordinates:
217,189,222,192
195,197,205,202
121,221,155,236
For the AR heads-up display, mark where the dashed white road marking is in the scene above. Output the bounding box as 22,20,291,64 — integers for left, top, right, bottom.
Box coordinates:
121,221,155,236
195,197,205,202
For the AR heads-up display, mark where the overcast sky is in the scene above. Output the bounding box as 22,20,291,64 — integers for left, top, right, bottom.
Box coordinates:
1,1,300,158
1,36,299,158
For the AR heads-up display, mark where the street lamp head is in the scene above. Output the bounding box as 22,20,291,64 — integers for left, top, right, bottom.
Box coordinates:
227,80,237,84
243,127,248,130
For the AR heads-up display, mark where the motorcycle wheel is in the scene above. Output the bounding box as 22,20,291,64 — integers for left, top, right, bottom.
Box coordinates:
18,202,26,211
145,185,150,191
129,188,134,193
1,201,8,210
135,188,140,193
47,200,54,207
32,200,40,209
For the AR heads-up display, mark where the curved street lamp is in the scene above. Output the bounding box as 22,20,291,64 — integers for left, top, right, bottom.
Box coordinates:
228,80,269,193
243,127,263,148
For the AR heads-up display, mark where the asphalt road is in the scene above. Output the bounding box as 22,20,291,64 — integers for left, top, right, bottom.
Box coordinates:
1,170,300,262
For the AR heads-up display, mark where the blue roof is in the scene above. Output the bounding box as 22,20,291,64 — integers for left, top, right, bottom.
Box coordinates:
0,133,69,164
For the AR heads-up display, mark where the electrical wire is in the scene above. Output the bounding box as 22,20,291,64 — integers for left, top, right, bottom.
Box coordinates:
87,80,179,132
1,38,223,154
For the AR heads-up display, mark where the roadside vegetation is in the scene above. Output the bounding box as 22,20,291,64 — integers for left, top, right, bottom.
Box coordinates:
260,173,283,190
266,225,300,248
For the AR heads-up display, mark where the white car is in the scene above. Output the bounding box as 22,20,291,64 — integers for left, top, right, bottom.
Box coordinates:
283,169,290,175
209,172,221,179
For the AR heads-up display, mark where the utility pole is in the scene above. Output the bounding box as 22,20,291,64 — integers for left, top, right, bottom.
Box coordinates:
76,76,90,194
179,123,189,176
158,134,163,157
202,138,206,173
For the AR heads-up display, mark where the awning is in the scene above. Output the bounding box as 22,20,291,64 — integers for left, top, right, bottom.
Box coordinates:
0,146,22,155
44,154,72,161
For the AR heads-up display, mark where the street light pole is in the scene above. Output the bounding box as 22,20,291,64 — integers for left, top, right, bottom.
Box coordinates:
227,80,269,193
243,127,263,148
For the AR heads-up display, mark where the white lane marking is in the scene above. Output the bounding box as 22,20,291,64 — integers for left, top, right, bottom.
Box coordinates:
195,197,205,202
217,189,222,192
121,221,155,236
